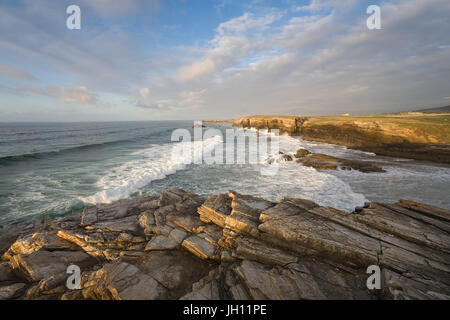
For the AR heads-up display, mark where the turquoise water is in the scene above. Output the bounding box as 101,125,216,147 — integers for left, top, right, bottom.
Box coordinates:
1,121,449,227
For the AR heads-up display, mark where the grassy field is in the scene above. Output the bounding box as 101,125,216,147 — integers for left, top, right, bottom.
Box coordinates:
305,113,450,143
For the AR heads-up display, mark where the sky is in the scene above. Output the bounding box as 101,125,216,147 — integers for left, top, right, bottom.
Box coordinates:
0,0,449,122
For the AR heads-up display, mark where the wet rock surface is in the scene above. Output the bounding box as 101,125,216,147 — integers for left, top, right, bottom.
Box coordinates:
0,189,449,300
294,148,386,172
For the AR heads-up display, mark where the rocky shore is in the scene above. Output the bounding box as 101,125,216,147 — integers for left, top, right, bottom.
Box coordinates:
232,115,450,163
280,148,385,172
1,189,449,300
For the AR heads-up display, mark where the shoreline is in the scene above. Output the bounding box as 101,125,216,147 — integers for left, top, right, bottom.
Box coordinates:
1,189,449,300
231,114,450,164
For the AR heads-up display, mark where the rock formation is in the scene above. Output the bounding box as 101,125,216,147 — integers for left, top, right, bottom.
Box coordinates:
232,115,450,163
0,189,449,300
294,149,385,172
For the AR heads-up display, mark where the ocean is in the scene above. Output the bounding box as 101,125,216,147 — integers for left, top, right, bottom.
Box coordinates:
1,121,449,227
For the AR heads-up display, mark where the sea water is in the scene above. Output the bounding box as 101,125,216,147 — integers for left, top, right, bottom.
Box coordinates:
0,121,449,227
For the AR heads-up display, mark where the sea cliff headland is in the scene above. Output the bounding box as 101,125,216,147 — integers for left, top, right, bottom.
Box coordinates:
1,189,449,300
232,113,450,163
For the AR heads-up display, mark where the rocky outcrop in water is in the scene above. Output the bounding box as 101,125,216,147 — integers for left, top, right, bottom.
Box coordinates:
294,149,386,172
0,189,449,300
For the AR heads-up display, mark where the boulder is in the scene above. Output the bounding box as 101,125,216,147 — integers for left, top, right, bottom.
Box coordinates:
280,154,293,161
294,149,311,158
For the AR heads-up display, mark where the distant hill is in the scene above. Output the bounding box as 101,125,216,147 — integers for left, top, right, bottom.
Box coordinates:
414,105,450,113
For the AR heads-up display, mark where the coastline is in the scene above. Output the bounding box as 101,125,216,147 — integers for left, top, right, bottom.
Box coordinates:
1,189,449,300
231,114,450,163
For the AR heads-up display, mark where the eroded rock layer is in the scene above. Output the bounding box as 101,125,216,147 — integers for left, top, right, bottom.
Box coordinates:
1,189,449,300
232,115,450,163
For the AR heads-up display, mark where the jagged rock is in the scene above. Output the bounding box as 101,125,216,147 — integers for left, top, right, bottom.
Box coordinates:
280,154,293,161
199,191,274,239
0,283,27,300
297,153,339,170
0,261,17,283
181,268,222,300
56,230,108,260
232,259,371,300
225,269,252,300
81,261,168,300
232,236,298,266
166,211,203,233
397,199,450,222
9,250,96,285
258,200,381,267
294,149,311,158
138,196,160,211
81,197,147,227
91,215,140,234
0,188,449,300
159,189,204,208
2,231,78,260
138,211,155,236
137,250,213,298
182,235,217,260
144,228,189,252
340,159,386,173
198,194,232,226
145,236,178,251
353,203,450,253
0,219,51,256
228,191,275,220
295,151,385,172
232,115,450,164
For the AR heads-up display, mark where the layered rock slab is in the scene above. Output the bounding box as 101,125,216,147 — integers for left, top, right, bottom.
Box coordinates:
0,188,449,300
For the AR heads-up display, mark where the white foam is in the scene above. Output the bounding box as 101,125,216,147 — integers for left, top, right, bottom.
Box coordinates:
80,130,368,212
80,135,222,204
251,133,368,211
217,131,368,211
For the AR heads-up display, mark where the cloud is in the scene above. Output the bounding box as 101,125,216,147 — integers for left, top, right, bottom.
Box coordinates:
135,89,206,110
139,87,150,99
0,65,36,80
0,0,147,95
1,0,450,121
25,85,98,104
294,0,357,12
183,0,450,117
175,11,281,82
80,0,159,17
344,85,369,94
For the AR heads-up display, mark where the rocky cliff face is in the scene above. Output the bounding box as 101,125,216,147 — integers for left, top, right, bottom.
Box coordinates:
233,116,308,135
233,116,450,163
0,189,449,300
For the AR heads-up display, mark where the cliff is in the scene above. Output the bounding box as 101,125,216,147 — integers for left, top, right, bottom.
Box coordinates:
1,189,449,300
233,114,450,163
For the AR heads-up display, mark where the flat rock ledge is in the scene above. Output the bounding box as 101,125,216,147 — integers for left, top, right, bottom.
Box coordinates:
0,189,449,300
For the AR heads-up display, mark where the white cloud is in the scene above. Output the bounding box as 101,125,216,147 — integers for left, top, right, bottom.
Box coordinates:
175,11,281,82
81,0,159,17
0,65,36,80
139,87,149,99
26,85,98,104
345,85,369,94
1,0,450,120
